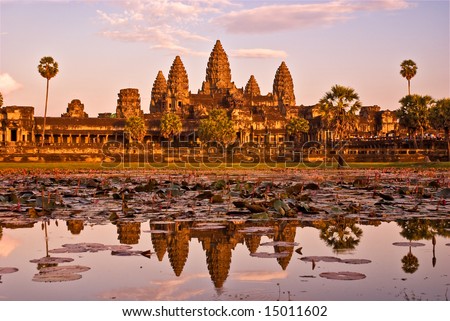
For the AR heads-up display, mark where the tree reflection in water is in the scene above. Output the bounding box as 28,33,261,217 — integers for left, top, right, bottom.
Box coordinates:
397,218,450,271
401,248,419,274
316,216,363,253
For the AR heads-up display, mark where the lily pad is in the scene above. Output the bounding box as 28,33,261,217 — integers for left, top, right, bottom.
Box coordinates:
250,212,270,219
392,242,425,247
0,267,19,274
341,259,372,265
111,250,143,256
245,203,266,213
32,265,91,282
30,257,74,264
436,188,450,199
143,230,170,234
239,227,273,233
52,242,117,253
260,241,299,247
319,271,366,280
49,247,87,254
32,273,82,282
250,251,290,258
108,245,133,251
38,265,90,274
300,256,342,263
273,199,290,215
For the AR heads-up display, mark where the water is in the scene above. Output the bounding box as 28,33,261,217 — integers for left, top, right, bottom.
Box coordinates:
1,217,449,301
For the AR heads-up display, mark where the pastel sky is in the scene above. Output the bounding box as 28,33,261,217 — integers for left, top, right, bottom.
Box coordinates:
0,0,448,117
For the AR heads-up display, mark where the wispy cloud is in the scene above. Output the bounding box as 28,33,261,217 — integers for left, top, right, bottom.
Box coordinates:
95,0,412,57
98,273,210,300
230,48,287,59
0,73,22,95
233,271,287,281
213,0,413,34
96,0,231,55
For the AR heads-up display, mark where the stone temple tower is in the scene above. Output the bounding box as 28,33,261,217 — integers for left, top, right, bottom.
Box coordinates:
150,71,168,113
167,56,190,113
116,88,143,119
273,61,296,107
201,40,236,95
244,75,261,97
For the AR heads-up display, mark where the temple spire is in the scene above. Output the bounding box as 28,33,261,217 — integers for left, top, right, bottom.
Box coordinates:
201,40,236,95
167,56,189,113
273,61,296,107
150,70,167,113
244,75,261,97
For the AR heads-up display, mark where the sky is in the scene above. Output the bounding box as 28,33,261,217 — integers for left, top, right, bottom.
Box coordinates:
0,0,449,117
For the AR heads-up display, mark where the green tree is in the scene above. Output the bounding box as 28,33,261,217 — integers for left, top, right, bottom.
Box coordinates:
160,112,182,143
400,59,417,95
198,109,235,147
0,92,3,108
397,94,433,148
429,98,450,161
318,84,362,140
286,117,309,144
124,116,146,143
38,56,59,147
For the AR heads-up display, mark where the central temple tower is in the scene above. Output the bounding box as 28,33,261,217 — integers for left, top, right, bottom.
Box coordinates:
273,61,296,107
200,40,237,95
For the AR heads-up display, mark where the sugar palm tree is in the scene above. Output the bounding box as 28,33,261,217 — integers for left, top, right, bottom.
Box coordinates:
400,59,417,95
160,112,182,145
318,84,362,140
38,56,59,147
124,116,146,143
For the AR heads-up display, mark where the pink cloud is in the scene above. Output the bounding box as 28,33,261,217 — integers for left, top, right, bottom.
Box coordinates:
213,0,413,34
0,73,23,95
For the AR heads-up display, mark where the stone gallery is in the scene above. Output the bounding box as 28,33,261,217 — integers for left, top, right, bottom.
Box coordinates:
0,40,427,162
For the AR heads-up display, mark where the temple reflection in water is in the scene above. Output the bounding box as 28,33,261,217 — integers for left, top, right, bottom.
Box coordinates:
0,215,450,298
147,219,323,288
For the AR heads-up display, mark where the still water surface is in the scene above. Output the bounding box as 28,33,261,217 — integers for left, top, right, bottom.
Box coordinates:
1,217,449,301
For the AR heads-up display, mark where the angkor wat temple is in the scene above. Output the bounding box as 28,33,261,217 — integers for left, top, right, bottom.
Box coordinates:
1,40,445,162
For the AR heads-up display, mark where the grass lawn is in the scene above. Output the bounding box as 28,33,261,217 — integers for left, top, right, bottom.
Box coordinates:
0,161,449,171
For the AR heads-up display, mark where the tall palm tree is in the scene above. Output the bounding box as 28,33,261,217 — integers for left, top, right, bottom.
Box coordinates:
318,84,362,140
124,116,146,143
160,112,182,145
38,56,59,147
400,59,417,95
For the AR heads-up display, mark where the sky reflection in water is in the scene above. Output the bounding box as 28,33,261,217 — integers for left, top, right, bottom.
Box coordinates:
0,218,449,301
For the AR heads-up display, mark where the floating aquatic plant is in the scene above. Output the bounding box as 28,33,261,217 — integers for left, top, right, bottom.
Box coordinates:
319,271,366,280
